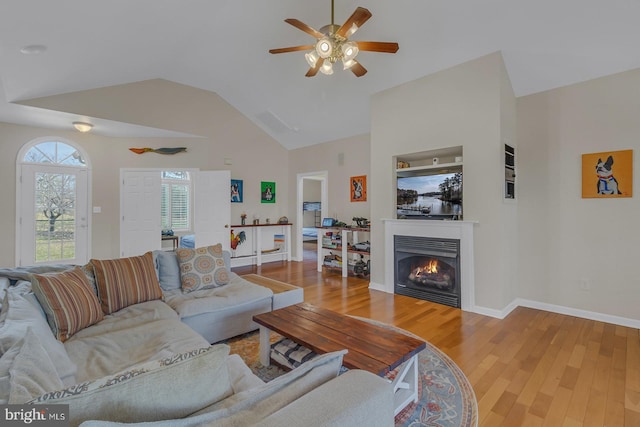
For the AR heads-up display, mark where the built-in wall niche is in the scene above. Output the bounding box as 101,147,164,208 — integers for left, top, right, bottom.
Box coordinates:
394,146,463,220
504,143,516,199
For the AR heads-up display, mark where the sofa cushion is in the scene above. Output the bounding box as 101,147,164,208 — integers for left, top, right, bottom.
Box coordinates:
8,328,64,403
91,252,163,314
30,345,233,427
63,300,210,382
170,350,348,426
77,350,347,427
176,244,230,293
162,273,273,319
154,250,182,291
226,354,264,394
31,267,104,343
0,288,77,385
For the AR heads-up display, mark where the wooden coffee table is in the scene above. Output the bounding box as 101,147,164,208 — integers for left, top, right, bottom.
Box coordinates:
253,303,426,415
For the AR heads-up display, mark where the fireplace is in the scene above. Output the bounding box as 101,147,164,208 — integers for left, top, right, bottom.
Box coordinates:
394,235,461,308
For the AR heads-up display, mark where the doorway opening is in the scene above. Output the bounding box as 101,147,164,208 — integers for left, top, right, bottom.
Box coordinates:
296,171,328,262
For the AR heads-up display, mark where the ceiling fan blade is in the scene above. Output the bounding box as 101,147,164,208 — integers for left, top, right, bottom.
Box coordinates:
269,45,315,54
305,59,323,77
349,61,367,77
285,19,325,39
335,7,372,39
356,41,399,54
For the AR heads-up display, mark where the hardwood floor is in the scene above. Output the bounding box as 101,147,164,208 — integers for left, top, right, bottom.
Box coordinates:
234,244,640,426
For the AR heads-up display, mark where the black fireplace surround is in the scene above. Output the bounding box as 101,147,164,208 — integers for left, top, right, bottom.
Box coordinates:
394,235,461,308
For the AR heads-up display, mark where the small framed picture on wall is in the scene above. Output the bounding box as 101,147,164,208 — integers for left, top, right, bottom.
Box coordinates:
261,181,276,203
581,149,633,198
350,175,367,202
230,179,243,203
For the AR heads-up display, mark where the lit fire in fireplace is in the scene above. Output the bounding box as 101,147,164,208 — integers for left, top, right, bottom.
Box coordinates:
408,259,453,290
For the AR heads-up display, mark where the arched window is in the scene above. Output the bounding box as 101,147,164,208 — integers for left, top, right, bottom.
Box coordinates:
16,138,91,266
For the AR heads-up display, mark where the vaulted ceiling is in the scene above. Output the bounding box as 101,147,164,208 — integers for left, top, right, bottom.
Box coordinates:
1,0,639,149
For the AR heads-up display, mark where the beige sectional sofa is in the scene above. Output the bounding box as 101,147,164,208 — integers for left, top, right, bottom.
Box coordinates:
0,247,394,426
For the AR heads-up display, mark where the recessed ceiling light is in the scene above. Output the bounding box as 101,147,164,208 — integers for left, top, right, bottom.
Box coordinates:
20,44,47,55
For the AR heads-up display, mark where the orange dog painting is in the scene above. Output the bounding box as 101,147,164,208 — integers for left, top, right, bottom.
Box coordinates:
582,149,632,198
350,175,367,202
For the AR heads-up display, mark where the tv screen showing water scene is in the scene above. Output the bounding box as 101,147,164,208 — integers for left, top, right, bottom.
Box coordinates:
397,171,462,220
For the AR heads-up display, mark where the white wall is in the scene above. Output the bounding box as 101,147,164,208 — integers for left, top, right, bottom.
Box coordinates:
0,81,288,267
370,52,518,311
288,134,371,257
517,68,640,321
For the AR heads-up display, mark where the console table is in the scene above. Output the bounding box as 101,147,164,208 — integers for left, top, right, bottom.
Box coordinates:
230,223,292,267
161,235,179,250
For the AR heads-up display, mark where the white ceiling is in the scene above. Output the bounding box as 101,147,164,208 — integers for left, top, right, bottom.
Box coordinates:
1,0,639,149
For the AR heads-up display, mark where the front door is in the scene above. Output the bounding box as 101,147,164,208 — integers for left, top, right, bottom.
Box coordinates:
19,164,89,266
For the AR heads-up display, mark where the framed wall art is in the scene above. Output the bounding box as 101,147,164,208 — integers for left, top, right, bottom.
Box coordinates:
581,149,632,198
261,181,276,203
350,175,367,202
230,179,243,203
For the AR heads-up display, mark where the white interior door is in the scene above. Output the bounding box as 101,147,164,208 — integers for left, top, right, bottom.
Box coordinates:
194,170,231,251
19,164,89,266
120,170,162,257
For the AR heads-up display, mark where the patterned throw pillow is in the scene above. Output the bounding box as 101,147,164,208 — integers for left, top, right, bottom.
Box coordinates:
91,252,163,315
31,267,104,342
176,244,230,293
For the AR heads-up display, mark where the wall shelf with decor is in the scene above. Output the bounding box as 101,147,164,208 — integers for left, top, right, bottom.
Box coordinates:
395,146,463,175
230,223,291,267
396,161,463,177
316,227,370,278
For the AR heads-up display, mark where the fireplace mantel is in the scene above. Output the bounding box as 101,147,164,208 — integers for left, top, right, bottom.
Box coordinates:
382,219,476,311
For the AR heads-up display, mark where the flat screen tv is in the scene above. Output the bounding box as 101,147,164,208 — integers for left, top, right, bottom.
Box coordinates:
397,171,462,220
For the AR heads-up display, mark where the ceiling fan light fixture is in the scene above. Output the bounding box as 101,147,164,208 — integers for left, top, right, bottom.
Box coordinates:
305,50,319,67
342,41,359,61
320,60,334,75
342,58,357,70
269,3,397,77
316,37,334,59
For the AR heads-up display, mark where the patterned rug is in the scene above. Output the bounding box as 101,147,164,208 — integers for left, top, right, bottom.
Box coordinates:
224,322,478,427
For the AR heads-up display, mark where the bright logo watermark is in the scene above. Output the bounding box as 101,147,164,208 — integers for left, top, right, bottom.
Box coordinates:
1,405,68,426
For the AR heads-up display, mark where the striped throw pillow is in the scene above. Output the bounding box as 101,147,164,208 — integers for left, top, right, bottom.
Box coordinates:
91,252,163,315
31,267,104,342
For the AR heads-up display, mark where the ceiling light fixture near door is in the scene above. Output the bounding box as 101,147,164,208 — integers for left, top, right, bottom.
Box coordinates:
73,122,93,133
20,44,47,55
269,0,399,77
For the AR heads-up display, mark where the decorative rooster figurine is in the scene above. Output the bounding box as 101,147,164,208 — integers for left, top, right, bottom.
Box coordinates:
230,229,246,254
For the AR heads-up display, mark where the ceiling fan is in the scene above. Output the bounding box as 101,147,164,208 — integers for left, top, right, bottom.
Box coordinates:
269,0,399,77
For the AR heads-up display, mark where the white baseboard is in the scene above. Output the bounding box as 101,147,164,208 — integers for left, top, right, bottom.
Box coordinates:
368,281,391,293
470,299,519,320
473,298,640,329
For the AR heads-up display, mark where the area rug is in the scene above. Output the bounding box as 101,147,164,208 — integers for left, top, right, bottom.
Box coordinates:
223,322,478,427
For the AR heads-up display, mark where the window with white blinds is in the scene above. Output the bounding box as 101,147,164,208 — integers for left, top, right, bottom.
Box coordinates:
161,171,191,231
